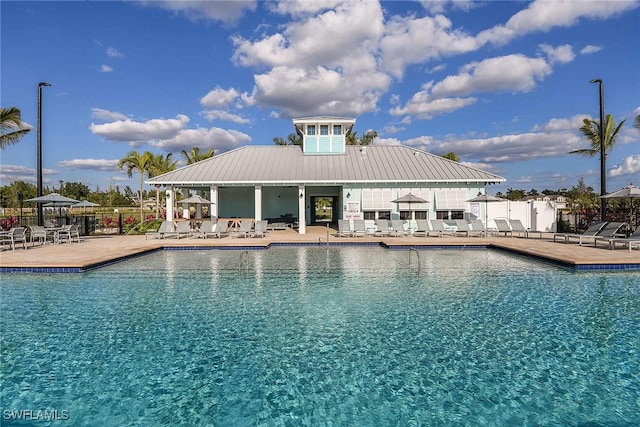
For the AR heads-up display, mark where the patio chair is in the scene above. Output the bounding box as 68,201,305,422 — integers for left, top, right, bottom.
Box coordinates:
608,227,640,252
508,219,543,238
390,220,408,236
234,220,253,238
352,220,367,237
468,219,487,237
145,220,176,239
57,224,81,243
252,220,268,238
494,219,515,237
174,221,193,239
374,219,391,237
586,222,626,247
427,220,455,237
413,220,429,237
553,222,606,244
30,225,55,246
337,219,352,237
454,220,471,237
1,227,28,251
206,220,230,239
190,220,212,239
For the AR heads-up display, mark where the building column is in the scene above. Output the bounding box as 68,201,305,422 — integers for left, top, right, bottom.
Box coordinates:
209,186,218,219
298,185,306,234
254,185,262,221
182,188,190,219
165,188,174,222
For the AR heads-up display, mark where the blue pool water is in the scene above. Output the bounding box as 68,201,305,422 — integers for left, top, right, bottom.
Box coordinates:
1,247,639,426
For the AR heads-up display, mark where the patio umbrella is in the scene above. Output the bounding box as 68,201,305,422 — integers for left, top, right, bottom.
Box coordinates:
26,192,79,204
600,183,639,229
73,200,100,213
466,193,506,228
391,192,429,220
179,194,213,220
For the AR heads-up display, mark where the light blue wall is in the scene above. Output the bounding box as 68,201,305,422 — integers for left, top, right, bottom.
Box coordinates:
262,187,299,219
218,187,254,217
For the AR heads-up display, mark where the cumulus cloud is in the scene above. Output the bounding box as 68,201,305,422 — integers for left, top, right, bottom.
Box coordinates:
200,110,250,124
91,108,129,121
149,127,251,153
200,87,240,108
539,44,575,64
101,64,113,73
531,114,589,132
90,114,190,143
609,155,640,177
476,0,638,46
57,159,120,171
142,0,257,24
0,165,57,184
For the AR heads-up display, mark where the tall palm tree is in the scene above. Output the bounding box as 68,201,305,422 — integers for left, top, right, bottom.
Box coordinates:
346,130,378,145
118,150,153,222
273,133,302,146
180,147,214,165
570,114,626,158
0,106,30,149
148,152,178,219
634,114,640,132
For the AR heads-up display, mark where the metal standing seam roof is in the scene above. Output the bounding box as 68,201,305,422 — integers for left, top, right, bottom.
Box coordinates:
146,145,505,186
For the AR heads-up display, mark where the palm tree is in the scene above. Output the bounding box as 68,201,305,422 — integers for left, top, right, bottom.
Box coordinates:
0,107,30,149
118,150,153,222
346,130,378,145
148,152,178,219
441,151,460,162
570,114,626,158
180,147,214,165
273,133,302,146
634,114,640,132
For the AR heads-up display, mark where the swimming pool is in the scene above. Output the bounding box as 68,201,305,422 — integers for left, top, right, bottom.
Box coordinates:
1,247,639,425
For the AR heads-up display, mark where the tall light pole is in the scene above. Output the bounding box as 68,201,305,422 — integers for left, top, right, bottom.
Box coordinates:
37,82,51,226
590,78,606,222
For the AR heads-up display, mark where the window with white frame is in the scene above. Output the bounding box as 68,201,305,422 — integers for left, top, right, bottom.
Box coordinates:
333,124,342,135
307,125,316,135
320,125,329,135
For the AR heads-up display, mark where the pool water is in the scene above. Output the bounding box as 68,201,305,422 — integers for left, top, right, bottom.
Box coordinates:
1,247,639,426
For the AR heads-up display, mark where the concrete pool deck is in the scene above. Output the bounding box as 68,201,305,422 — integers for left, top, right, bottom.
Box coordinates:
0,226,638,272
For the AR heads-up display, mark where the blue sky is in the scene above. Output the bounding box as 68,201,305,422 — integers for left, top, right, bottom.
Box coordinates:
2,0,639,195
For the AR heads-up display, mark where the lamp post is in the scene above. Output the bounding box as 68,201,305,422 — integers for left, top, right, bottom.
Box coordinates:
37,82,51,226
18,192,24,227
590,78,606,222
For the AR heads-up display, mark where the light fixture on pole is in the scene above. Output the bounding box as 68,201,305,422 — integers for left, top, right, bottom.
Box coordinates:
590,78,606,222
37,81,51,226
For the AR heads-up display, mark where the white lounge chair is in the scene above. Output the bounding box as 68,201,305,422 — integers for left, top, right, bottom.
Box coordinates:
206,220,230,239
427,220,455,237
390,220,408,236
57,224,81,243
413,220,429,237
29,225,55,246
508,219,543,238
234,220,253,238
564,222,624,246
252,220,268,238
145,220,176,239
608,227,640,251
0,227,28,250
338,219,352,237
468,220,487,237
374,219,391,237
352,220,367,237
453,220,471,237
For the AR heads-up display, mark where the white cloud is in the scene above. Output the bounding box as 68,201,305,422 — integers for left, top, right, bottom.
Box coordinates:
200,87,240,108
609,155,640,177
580,45,603,55
107,47,124,58
531,114,589,132
90,114,190,142
476,0,638,46
144,0,257,24
539,44,575,64
91,108,129,121
149,127,251,153
432,54,552,97
101,64,113,73
57,159,119,171
389,94,477,119
201,110,250,124
0,165,57,184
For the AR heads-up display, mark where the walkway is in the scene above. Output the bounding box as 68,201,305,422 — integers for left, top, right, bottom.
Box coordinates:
0,226,638,272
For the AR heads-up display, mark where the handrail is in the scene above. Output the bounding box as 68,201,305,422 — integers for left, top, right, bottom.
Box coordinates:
408,247,420,272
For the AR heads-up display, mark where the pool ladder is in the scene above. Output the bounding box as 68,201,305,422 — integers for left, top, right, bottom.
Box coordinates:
408,247,420,273
238,250,250,273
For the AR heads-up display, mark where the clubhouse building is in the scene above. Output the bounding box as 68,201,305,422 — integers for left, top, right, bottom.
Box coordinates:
147,116,505,234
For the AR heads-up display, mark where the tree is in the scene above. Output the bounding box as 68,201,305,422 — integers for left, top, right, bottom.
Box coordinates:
441,151,460,162
505,188,526,201
118,150,153,222
180,147,214,165
149,152,177,218
634,114,640,132
346,130,378,145
0,107,30,149
570,114,625,158
63,182,91,201
273,133,303,146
